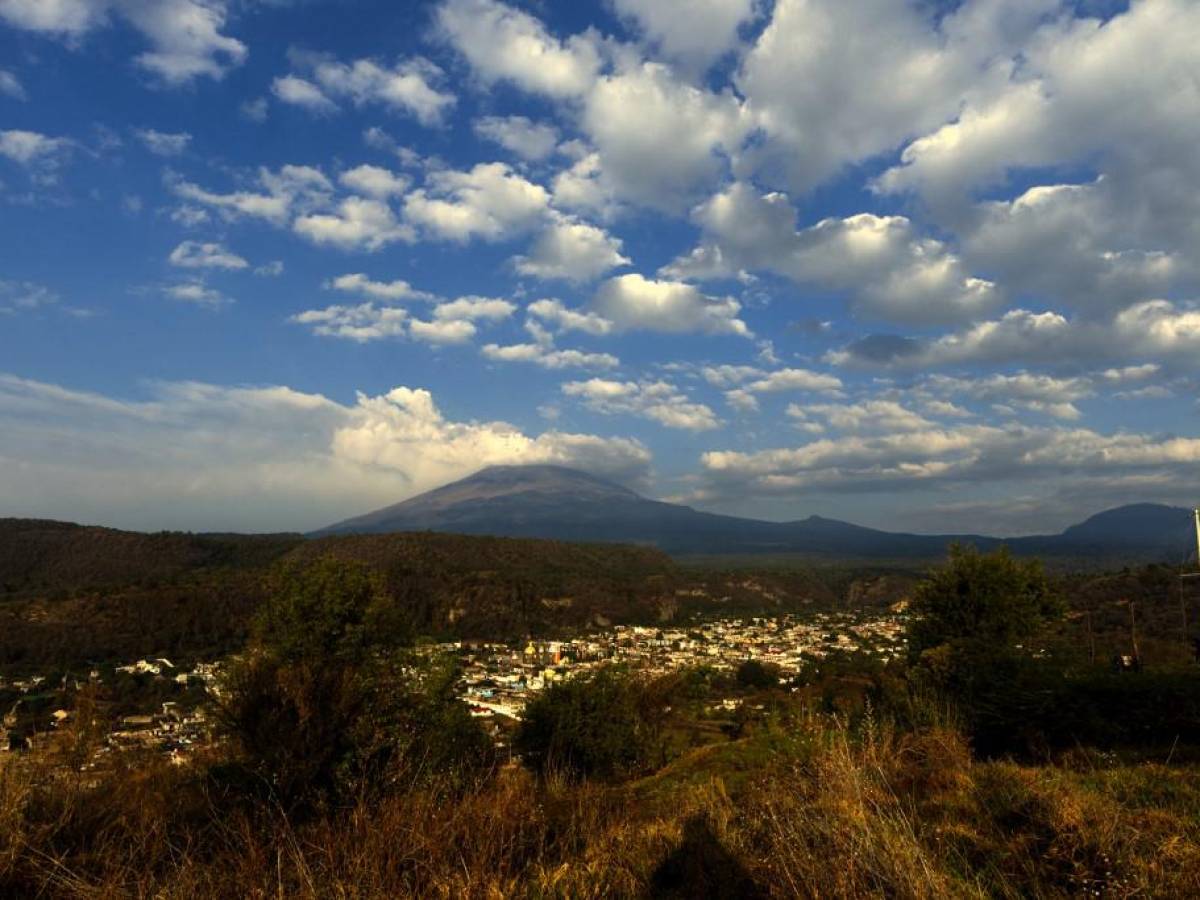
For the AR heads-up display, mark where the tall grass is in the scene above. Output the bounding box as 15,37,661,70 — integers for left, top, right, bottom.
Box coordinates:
4,713,1199,898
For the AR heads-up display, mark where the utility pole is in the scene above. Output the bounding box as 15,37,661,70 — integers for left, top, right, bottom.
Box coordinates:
1129,599,1140,667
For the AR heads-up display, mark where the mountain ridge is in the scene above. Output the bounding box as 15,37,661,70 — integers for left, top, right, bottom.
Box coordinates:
316,465,1195,562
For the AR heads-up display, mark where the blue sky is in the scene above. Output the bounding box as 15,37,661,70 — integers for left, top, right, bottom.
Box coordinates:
1,0,1197,535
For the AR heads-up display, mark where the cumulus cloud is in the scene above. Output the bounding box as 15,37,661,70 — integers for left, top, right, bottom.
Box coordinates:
403,161,549,242
735,0,1049,194
562,377,720,431
789,400,933,433
170,164,333,227
168,240,248,270
292,292,511,345
474,115,559,161
514,215,629,282
291,302,409,342
699,421,1200,502
830,301,1200,372
611,0,758,73
435,0,601,99
0,0,248,84
294,196,415,251
666,183,1001,325
0,374,650,531
482,317,618,370
338,164,410,199
526,298,613,336
592,274,750,337
582,62,749,211
274,55,456,125
163,281,233,309
328,273,435,302
271,74,337,113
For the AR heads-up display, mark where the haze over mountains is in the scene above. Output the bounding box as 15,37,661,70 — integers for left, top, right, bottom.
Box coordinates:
317,465,1197,563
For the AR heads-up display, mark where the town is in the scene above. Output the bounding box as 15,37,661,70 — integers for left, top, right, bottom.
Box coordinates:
1,610,907,760
2,607,908,764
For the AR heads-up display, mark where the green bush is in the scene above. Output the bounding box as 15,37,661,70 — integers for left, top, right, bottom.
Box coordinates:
214,557,494,806
514,667,664,781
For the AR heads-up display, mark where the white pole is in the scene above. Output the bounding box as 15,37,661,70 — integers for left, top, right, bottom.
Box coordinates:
1194,507,1200,570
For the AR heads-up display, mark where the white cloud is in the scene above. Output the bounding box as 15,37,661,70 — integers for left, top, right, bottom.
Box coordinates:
408,317,477,345
328,273,434,302
135,127,190,156
163,281,232,309
431,296,515,321
514,215,629,282
404,161,549,242
0,0,246,84
435,0,601,99
550,151,616,219
666,183,1001,325
291,302,408,342
482,317,618,370
170,164,333,226
0,280,57,314
563,377,720,431
277,56,457,125
592,273,750,336
474,115,559,161
527,298,613,336
582,62,749,211
168,240,248,271
923,373,1093,421
254,260,284,277
0,0,101,35
338,164,409,199
0,69,26,100
0,374,650,531
294,196,415,251
0,129,71,175
735,0,1048,194
272,74,337,113
611,0,758,72
700,421,1200,501
742,367,844,394
830,301,1200,372
792,400,933,433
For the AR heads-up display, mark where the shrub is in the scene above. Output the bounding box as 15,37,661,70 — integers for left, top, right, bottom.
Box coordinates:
514,667,664,781
214,557,493,806
735,659,781,690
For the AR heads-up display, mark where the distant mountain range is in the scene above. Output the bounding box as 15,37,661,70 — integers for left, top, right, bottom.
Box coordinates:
316,465,1198,563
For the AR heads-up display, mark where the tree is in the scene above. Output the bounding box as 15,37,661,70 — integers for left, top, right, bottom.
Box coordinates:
513,667,662,781
736,659,781,690
215,557,493,806
908,545,1060,659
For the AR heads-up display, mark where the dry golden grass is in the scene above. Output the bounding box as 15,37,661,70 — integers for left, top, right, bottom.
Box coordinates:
4,716,1199,899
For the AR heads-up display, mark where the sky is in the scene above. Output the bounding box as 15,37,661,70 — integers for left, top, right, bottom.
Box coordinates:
0,0,1198,536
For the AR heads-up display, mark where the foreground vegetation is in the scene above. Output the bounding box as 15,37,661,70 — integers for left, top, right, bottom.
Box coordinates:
3,540,1200,897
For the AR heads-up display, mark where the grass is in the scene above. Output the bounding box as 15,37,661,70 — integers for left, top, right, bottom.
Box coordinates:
4,712,1200,898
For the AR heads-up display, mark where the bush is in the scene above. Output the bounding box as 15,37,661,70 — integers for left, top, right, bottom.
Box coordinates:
214,557,493,806
514,667,664,781
735,659,781,690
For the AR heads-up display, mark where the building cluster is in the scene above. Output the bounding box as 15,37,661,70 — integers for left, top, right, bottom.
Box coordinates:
443,611,906,721
2,659,221,758
2,611,905,756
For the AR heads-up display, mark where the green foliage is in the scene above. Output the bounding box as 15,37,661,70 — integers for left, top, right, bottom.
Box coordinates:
254,557,410,664
908,544,1061,658
215,557,492,806
514,667,665,781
